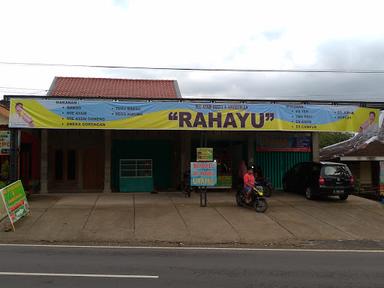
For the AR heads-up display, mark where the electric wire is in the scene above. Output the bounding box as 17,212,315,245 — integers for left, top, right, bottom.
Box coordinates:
2,61,384,74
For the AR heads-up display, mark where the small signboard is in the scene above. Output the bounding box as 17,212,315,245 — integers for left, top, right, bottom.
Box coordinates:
0,180,30,231
0,131,10,155
197,148,213,162
190,162,217,187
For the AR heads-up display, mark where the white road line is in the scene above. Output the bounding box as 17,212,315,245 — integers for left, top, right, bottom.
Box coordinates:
0,243,383,253
0,272,159,279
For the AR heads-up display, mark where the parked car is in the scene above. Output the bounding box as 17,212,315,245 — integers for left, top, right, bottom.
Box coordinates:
282,162,354,200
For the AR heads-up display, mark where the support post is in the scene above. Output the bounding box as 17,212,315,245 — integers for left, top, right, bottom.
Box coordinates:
379,161,384,203
40,129,48,194
9,129,20,183
200,187,207,207
180,132,191,186
312,132,320,162
103,130,112,193
247,134,255,166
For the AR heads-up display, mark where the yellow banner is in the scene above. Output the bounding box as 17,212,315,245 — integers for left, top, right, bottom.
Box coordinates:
9,99,380,132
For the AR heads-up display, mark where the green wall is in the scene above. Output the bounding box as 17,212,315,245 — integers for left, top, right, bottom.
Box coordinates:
255,151,312,189
112,140,173,192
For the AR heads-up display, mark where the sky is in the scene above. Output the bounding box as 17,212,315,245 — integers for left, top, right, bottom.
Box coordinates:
1,0,384,101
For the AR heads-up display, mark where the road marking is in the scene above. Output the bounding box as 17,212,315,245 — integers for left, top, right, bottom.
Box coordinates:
0,272,158,279
0,243,384,253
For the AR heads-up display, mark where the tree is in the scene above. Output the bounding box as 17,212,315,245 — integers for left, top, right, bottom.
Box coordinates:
319,132,353,148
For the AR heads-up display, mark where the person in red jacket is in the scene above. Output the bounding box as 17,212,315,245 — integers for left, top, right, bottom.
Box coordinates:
243,167,255,203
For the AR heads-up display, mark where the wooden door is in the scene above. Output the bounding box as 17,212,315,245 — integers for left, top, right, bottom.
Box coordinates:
83,147,104,190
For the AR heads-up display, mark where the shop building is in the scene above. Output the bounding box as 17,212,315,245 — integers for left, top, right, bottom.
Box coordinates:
321,122,384,199
8,76,378,194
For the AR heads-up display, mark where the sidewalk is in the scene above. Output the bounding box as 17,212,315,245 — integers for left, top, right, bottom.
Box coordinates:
1,191,384,247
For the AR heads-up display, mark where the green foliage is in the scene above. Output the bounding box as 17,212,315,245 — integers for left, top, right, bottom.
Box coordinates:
319,132,353,148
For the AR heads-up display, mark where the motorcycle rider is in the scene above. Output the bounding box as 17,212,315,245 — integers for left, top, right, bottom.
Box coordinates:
243,166,255,204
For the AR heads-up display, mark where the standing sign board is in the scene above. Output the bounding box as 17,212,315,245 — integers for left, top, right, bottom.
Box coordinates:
197,148,213,162
190,162,217,187
0,195,6,221
0,180,29,231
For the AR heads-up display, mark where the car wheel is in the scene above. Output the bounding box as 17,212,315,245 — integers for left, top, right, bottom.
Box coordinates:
339,194,348,201
305,187,314,200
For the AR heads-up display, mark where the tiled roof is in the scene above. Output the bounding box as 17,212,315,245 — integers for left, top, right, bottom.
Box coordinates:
48,77,181,99
320,128,384,160
343,140,384,157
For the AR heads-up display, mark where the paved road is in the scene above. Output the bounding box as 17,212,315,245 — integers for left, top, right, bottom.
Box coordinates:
0,244,383,288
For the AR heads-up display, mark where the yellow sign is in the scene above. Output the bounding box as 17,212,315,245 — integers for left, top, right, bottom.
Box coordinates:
9,99,380,132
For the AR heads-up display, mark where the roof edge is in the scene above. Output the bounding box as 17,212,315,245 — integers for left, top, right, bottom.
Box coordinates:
47,76,58,96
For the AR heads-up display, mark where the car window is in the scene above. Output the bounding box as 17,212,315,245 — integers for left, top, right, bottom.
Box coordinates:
321,165,351,177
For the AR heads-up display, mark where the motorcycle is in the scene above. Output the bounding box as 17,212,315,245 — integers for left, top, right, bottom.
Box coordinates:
236,185,268,213
255,177,274,197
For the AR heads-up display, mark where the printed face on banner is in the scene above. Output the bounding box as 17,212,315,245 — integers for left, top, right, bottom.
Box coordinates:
9,99,379,133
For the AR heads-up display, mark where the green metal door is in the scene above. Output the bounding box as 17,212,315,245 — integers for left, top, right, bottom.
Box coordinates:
112,140,172,192
255,151,312,189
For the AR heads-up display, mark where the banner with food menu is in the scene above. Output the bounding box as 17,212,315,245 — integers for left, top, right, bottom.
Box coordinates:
9,98,379,132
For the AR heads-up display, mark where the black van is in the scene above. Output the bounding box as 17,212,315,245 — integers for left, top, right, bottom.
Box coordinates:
282,162,355,200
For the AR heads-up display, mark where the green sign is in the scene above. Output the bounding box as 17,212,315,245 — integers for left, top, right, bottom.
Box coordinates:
197,148,213,162
0,197,6,221
0,180,29,229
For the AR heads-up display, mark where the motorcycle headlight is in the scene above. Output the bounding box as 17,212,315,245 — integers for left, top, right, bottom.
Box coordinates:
259,191,263,196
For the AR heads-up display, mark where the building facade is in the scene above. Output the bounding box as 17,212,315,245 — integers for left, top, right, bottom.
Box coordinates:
9,76,379,194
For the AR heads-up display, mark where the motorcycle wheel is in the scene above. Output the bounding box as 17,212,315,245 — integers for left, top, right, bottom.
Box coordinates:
254,198,268,213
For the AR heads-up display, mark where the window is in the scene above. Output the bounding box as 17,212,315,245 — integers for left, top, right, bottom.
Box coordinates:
120,159,152,178
54,150,77,181
322,165,351,177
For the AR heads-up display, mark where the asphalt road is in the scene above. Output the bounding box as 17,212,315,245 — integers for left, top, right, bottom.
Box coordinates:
0,244,383,288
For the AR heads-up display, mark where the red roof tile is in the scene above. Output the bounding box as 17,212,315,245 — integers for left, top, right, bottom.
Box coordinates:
48,77,181,99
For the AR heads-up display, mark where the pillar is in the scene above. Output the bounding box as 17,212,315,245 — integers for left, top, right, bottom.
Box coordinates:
9,129,20,182
103,130,112,193
77,149,83,190
180,132,191,182
312,132,320,162
40,129,48,194
379,161,384,202
247,134,255,165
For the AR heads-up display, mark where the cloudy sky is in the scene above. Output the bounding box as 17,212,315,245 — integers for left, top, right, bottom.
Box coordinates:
1,0,384,101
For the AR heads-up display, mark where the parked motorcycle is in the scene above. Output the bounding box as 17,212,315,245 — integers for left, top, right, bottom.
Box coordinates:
236,185,268,213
